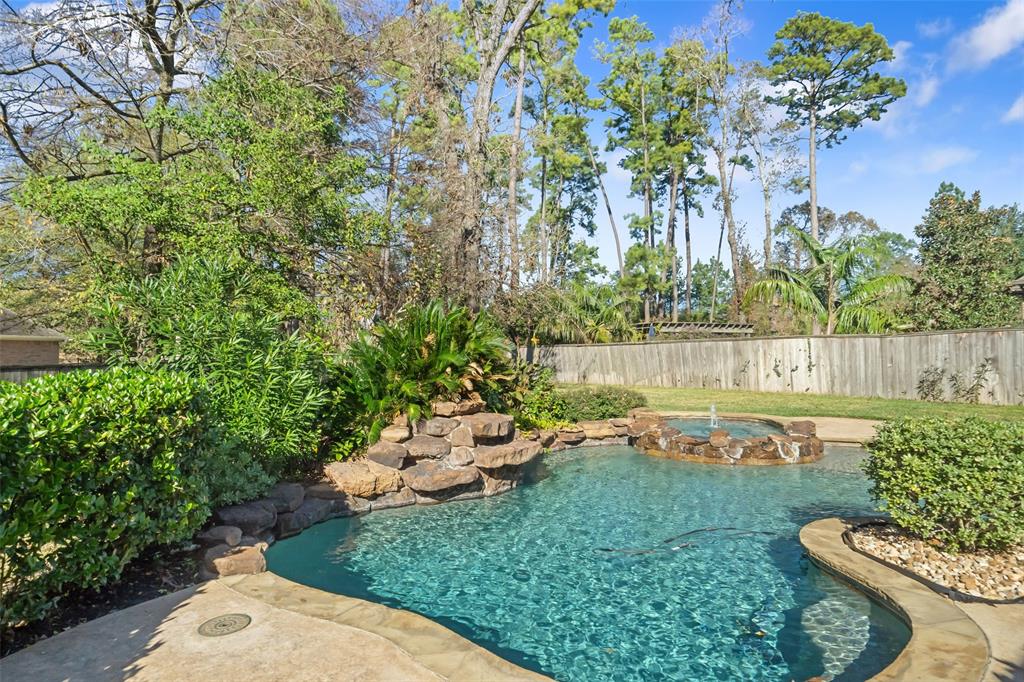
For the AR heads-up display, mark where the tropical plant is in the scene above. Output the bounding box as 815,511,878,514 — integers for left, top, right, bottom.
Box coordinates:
537,281,639,344
744,228,910,334
0,368,229,628
85,252,328,479
865,418,1024,552
331,301,513,445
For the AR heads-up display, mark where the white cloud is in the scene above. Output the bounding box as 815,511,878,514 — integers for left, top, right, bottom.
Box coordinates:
918,18,954,39
948,0,1024,72
1003,94,1024,122
890,40,913,70
920,146,978,173
847,160,869,178
601,150,633,184
914,77,941,106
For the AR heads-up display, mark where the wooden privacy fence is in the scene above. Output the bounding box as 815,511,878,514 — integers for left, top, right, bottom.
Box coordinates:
531,328,1024,405
0,363,104,384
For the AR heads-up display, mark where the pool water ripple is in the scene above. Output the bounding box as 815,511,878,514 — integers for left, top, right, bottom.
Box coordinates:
267,445,908,681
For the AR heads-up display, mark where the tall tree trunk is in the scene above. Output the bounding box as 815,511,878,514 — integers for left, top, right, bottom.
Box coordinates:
506,46,526,290
716,149,743,315
808,108,819,242
682,179,693,317
755,151,772,267
586,143,624,278
710,213,726,322
539,153,548,284
666,169,680,322
640,83,654,248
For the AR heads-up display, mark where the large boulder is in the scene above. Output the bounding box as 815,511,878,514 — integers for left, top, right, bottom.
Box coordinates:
449,424,475,447
366,440,408,469
324,460,402,498
479,464,521,497
379,424,411,443
473,439,542,468
626,418,662,437
786,420,817,437
196,525,242,547
274,497,335,538
557,426,585,444
204,544,266,577
432,398,486,417
405,434,451,459
400,460,481,493
446,446,475,466
708,429,730,449
371,486,416,511
420,417,459,436
213,500,277,535
579,420,617,439
265,482,305,513
459,413,514,440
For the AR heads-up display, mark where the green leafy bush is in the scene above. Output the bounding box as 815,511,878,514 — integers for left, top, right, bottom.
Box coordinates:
487,362,568,430
0,368,229,628
329,301,513,445
86,252,328,480
864,418,1024,552
555,385,647,423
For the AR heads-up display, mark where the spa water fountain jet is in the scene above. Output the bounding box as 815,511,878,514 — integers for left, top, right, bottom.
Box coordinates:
709,404,719,429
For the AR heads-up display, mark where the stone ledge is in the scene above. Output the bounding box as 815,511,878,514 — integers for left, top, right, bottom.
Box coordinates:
224,572,551,681
799,517,990,682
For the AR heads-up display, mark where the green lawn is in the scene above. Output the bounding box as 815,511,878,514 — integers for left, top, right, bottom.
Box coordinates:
612,385,1024,422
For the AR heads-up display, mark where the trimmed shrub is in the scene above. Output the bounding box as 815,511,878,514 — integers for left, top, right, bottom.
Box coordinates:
556,385,647,423
0,368,231,628
864,417,1024,552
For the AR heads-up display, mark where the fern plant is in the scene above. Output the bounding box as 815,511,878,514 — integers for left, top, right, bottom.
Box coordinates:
330,301,513,444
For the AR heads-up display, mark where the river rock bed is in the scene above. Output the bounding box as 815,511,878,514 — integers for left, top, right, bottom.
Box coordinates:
849,524,1024,601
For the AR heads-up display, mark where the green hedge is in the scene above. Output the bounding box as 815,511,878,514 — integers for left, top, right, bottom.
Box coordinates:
555,385,647,423
864,417,1024,552
0,368,226,628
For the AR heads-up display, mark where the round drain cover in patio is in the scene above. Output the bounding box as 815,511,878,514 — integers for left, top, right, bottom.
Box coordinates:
198,613,252,637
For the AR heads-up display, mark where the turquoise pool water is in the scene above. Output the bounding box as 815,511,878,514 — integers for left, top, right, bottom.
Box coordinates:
267,446,909,681
667,417,784,439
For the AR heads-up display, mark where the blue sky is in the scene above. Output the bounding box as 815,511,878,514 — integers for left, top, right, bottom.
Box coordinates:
569,0,1024,275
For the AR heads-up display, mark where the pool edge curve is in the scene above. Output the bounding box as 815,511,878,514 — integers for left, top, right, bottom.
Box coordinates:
799,517,990,682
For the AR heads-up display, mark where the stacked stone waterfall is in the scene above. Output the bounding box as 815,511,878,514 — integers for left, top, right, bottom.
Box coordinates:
332,398,542,506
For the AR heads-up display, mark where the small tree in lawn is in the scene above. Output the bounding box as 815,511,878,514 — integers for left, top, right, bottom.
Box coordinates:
744,228,910,334
766,12,906,242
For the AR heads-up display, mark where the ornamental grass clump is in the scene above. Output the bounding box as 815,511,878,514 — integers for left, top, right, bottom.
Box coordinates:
0,368,228,629
864,417,1024,553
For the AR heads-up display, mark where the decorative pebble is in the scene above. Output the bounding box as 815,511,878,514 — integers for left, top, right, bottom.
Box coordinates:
849,525,1023,601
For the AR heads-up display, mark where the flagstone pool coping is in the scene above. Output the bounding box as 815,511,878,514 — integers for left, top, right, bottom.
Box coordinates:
800,517,993,682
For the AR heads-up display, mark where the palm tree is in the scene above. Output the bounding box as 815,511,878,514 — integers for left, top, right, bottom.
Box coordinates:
538,282,638,343
744,228,910,334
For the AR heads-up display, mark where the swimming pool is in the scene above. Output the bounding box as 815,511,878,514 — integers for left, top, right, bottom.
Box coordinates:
267,445,908,681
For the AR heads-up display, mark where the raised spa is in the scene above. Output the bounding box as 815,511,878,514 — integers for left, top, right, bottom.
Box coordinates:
266,445,908,681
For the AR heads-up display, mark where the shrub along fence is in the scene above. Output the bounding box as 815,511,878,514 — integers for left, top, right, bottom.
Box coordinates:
530,328,1024,405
